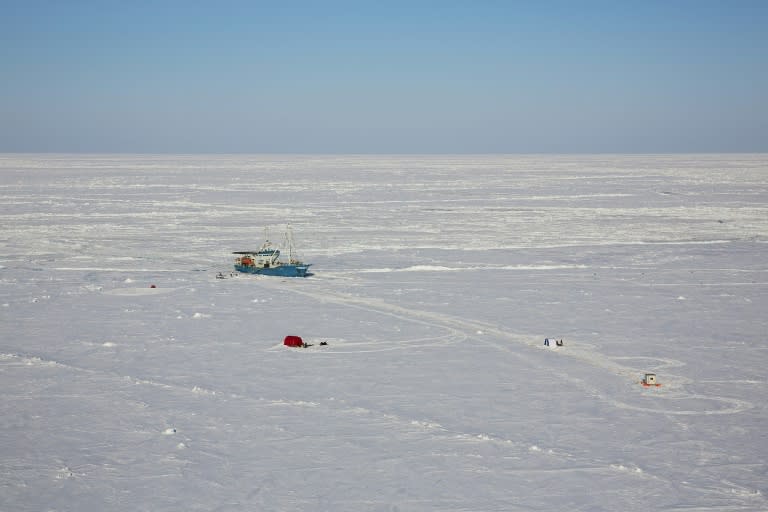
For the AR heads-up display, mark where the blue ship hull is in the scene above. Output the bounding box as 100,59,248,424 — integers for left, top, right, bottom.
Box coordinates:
234,263,311,277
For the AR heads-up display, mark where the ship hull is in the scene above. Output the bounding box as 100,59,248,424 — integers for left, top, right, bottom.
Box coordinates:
234,264,311,277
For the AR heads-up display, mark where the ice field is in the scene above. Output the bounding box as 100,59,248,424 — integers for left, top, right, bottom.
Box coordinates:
1,153,767,511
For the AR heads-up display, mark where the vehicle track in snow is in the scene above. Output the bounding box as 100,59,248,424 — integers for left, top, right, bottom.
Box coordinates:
254,276,755,417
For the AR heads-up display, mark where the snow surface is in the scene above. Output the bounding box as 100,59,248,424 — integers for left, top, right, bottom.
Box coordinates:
1,153,767,511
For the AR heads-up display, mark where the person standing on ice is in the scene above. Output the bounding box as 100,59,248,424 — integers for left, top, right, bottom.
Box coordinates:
544,338,550,346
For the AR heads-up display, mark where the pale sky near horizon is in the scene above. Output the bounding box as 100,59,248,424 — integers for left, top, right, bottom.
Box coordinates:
1,0,766,153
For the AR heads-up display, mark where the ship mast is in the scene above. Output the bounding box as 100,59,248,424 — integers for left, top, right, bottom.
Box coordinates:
286,224,294,263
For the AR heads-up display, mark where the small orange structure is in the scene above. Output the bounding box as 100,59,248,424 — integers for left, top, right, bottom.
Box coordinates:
641,373,661,387
284,335,304,348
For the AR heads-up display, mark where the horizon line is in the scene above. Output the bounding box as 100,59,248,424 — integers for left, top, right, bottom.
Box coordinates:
2,151,767,157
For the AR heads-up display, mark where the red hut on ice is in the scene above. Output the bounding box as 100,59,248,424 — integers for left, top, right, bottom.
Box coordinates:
284,335,304,348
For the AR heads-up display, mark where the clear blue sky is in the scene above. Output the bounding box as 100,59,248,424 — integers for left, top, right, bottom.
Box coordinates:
1,0,766,153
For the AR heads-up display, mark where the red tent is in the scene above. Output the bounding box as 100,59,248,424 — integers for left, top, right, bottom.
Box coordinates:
284,335,304,348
